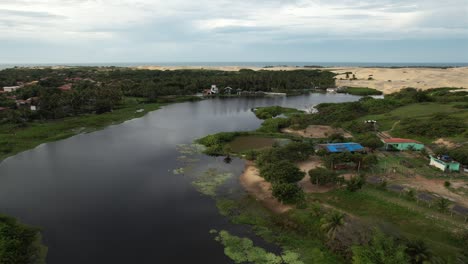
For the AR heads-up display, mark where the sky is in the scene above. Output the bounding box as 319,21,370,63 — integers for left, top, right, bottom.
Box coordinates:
0,0,467,63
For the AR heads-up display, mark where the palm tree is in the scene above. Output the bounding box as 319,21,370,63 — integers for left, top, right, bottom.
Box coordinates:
320,211,345,240
406,240,432,264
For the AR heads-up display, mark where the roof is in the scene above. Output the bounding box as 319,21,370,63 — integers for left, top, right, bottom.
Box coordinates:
383,138,422,144
58,83,73,91
320,142,364,153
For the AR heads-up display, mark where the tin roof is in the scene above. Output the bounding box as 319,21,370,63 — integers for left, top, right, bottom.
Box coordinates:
320,142,364,153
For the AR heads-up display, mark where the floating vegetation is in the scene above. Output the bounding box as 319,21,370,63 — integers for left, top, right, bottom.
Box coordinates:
176,144,206,155
211,230,304,264
172,168,185,175
192,168,232,197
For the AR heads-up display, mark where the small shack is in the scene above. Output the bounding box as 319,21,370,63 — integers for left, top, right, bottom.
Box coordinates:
429,155,460,172
317,142,365,153
382,138,424,151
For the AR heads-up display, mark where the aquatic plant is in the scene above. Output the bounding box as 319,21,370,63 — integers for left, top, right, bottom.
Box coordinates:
192,168,232,197
212,230,304,264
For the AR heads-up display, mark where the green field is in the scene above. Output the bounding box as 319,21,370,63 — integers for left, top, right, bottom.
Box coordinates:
310,187,464,260
356,102,468,142
0,97,179,160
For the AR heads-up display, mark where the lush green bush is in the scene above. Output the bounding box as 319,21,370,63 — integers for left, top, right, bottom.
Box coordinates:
253,106,303,120
257,118,291,133
309,168,340,185
354,133,383,150
197,132,242,155
352,230,409,264
346,175,365,192
0,215,47,264
259,160,305,183
271,183,305,204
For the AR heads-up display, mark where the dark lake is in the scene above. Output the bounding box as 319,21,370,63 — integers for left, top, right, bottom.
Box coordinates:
0,94,359,263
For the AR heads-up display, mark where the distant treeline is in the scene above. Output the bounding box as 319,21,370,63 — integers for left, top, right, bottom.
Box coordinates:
0,67,335,122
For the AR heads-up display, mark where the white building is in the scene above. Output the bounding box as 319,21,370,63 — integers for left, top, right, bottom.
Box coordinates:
210,85,219,94
3,86,21,92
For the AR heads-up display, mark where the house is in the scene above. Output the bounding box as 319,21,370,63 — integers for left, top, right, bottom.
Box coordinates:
210,85,219,94
58,83,73,91
3,86,22,92
326,88,338,93
0,107,8,112
224,86,233,94
382,138,424,151
317,142,365,153
429,155,460,172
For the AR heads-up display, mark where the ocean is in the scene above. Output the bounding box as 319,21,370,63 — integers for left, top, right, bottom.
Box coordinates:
1,62,467,70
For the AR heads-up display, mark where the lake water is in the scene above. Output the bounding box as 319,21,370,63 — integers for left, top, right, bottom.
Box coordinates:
0,94,360,263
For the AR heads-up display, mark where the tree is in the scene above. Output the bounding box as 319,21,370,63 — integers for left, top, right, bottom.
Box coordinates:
320,211,345,240
260,160,305,183
405,240,432,264
347,175,365,192
356,133,383,151
309,168,340,186
271,183,304,204
352,230,409,264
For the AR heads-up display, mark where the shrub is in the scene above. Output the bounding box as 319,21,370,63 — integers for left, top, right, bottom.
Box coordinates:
309,168,340,186
259,160,305,183
346,175,365,192
271,183,305,204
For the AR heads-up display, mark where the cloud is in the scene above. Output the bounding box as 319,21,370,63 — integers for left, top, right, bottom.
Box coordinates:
0,0,466,62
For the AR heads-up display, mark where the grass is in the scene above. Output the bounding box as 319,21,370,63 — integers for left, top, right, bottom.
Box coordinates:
310,187,464,260
356,102,468,143
216,197,343,264
0,96,197,160
341,87,383,96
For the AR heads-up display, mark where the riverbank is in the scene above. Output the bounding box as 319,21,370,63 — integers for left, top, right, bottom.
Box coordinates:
0,96,199,161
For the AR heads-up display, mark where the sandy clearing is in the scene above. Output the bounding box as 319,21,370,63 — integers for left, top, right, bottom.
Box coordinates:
282,125,352,139
402,175,468,207
240,161,292,214
433,138,461,149
133,65,468,94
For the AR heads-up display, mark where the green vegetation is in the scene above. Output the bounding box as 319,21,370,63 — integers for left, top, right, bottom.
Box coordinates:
351,230,409,264
309,168,340,186
0,97,174,160
271,183,305,205
192,168,232,197
254,106,304,120
260,161,305,183
211,230,304,264
339,87,383,96
0,215,47,264
228,136,289,153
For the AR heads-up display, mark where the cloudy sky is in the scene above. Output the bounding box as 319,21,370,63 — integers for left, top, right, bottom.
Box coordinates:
1,0,467,63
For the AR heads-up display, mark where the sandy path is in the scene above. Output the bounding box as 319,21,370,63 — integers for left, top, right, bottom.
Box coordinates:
282,125,352,139
240,161,292,214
